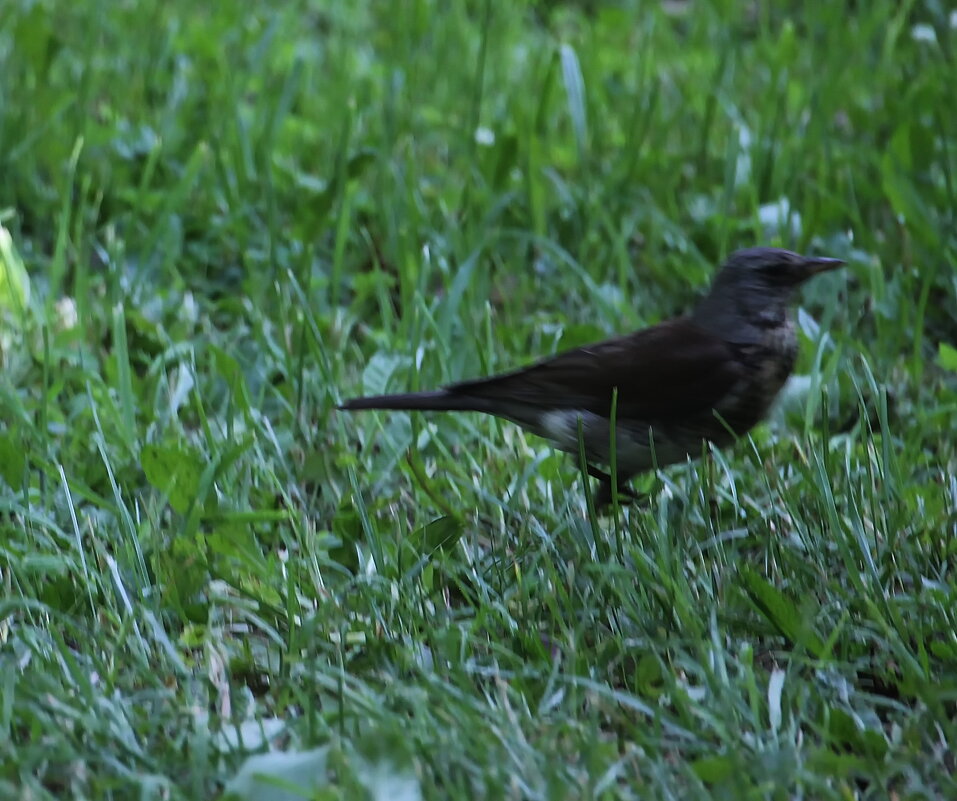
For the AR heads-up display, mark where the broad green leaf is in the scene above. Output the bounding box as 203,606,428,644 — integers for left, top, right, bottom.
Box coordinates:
141,443,204,514
938,342,957,372
408,516,463,554
224,747,330,801
0,431,25,488
210,344,251,414
0,224,30,314
825,707,888,759
742,568,825,658
362,352,405,396
691,755,735,783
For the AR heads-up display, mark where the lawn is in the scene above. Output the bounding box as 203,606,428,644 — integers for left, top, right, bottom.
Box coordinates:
2,1,956,798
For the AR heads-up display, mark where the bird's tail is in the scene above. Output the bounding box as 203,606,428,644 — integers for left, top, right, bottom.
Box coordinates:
338,390,484,413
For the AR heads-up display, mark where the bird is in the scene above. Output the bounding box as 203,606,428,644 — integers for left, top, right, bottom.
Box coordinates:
339,247,845,505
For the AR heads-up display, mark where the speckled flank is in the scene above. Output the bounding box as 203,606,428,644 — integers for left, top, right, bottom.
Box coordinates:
715,317,798,435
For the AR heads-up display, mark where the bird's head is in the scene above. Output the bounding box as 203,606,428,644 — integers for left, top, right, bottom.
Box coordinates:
717,247,845,289
693,247,845,341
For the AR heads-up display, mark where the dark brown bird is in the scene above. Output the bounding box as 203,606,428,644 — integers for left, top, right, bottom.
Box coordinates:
340,247,845,503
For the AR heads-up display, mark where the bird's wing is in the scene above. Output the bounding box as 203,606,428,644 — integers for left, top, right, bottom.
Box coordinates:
447,318,744,423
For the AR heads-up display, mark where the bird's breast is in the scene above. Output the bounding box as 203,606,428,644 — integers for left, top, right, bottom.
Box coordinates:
715,319,798,435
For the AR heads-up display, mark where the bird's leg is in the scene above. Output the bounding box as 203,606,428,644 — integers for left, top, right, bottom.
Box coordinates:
585,465,643,508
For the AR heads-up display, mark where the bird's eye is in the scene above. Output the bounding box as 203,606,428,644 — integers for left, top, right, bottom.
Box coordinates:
759,264,798,285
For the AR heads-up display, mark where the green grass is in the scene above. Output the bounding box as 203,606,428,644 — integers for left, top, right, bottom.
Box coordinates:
2,0,956,798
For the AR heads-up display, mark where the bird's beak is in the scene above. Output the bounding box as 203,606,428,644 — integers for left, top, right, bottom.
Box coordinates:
802,256,846,275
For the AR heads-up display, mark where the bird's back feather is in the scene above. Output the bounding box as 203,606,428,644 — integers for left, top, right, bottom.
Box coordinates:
444,318,745,425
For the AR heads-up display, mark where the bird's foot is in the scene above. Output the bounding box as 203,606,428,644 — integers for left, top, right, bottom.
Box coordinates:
586,466,645,509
